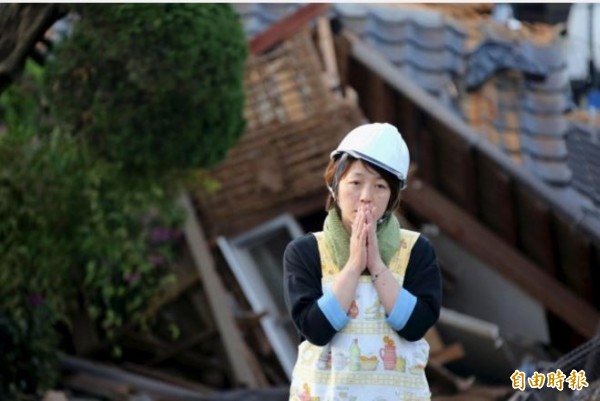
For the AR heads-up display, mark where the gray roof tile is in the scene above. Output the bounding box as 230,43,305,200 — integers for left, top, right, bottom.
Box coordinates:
525,69,570,92
235,4,469,99
523,154,572,185
519,40,567,71
333,4,370,35
520,113,568,137
234,4,588,197
336,6,468,78
396,64,453,95
364,35,465,75
364,23,467,55
566,124,600,204
466,39,547,89
520,89,574,114
520,134,568,159
367,4,444,27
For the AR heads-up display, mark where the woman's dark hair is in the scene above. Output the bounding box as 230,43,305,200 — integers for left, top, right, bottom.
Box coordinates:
324,155,401,214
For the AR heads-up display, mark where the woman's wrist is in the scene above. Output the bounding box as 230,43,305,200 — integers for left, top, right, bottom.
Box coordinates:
368,259,387,275
344,260,365,276
371,268,388,283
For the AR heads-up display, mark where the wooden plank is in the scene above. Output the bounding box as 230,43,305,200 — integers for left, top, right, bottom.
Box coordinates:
348,55,374,117
515,186,559,277
477,155,518,246
61,355,212,400
364,71,396,123
42,391,68,401
431,124,479,215
417,126,438,185
333,32,351,98
554,216,594,304
249,4,330,55
401,177,600,339
429,342,465,366
179,193,260,388
396,95,420,152
121,363,214,394
62,373,131,401
317,16,341,91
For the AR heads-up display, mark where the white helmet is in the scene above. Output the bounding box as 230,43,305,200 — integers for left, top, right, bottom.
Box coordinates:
331,122,410,189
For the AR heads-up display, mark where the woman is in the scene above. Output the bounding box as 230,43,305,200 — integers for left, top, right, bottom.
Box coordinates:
283,122,442,401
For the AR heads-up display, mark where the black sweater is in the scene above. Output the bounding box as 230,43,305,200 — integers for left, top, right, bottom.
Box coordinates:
283,233,442,346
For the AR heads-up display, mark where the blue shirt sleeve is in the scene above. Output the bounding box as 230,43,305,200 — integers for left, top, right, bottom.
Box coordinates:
386,289,417,331
317,290,350,331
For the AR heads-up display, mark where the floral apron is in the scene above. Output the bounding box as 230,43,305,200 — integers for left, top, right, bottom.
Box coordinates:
289,229,431,401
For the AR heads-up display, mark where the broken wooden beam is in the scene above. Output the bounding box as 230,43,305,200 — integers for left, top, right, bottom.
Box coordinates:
317,16,340,92
402,177,600,339
62,373,132,401
60,355,212,400
179,193,262,388
429,343,466,366
249,4,330,55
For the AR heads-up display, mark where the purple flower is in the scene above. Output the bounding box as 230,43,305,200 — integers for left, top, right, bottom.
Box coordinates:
148,253,165,267
27,293,44,307
124,272,141,285
148,227,183,244
149,227,172,244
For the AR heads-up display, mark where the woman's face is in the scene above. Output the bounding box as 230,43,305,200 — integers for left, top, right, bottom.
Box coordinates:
337,160,391,232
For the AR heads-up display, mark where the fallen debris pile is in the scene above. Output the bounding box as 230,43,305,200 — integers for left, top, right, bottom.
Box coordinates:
35,5,599,401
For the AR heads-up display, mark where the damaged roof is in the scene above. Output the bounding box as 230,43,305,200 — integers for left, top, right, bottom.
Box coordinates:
233,2,600,235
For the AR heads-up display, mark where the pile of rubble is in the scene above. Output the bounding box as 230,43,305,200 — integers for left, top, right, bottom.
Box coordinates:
35,5,600,401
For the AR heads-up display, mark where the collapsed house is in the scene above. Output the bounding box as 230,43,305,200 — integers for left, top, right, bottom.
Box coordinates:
22,3,600,401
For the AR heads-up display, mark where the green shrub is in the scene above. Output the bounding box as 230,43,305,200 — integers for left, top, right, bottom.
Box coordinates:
0,129,184,398
44,4,248,173
0,305,60,400
1,4,248,397
0,62,45,132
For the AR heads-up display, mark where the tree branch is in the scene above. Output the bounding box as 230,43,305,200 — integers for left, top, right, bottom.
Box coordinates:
0,4,68,94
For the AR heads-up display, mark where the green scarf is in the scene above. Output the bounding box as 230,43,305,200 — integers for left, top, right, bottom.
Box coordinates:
322,207,401,269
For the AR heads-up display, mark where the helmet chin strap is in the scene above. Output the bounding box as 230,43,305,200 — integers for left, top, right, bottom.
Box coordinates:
331,153,348,196
327,185,336,202
327,153,349,208
378,197,400,225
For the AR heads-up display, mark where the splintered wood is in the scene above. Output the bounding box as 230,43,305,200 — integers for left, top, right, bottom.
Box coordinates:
244,32,331,130
195,30,364,238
